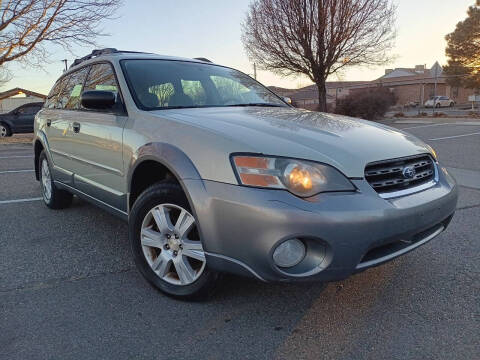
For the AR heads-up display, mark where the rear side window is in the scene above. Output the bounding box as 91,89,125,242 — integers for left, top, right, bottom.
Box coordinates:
18,106,39,115
56,75,76,109
45,78,68,109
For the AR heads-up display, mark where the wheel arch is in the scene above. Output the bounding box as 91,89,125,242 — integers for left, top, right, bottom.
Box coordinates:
127,143,203,213
0,119,12,135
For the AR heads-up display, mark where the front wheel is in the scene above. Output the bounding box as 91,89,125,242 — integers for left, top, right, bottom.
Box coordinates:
39,151,73,209
129,182,219,300
435,103,441,108
0,123,11,137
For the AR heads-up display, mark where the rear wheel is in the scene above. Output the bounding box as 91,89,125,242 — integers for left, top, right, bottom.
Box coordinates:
0,123,11,137
39,151,73,209
450,102,455,107
129,182,218,300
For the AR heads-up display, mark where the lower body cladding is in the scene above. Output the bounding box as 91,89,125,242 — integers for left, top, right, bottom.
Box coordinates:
184,165,458,282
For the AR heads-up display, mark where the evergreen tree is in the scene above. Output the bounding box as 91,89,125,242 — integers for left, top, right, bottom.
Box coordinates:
444,1,480,89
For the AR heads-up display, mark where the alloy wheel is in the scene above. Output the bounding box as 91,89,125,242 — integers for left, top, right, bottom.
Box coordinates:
0,125,7,137
41,159,52,201
140,203,206,286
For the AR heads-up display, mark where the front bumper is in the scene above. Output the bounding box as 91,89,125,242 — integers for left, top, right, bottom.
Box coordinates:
185,165,458,282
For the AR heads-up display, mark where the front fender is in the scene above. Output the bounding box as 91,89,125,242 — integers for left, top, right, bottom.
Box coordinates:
127,142,202,188
0,118,13,129
127,141,205,207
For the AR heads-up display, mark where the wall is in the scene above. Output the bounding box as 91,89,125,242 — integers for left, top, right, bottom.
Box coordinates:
451,86,475,104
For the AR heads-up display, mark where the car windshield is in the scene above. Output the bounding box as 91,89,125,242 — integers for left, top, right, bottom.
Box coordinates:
121,59,287,110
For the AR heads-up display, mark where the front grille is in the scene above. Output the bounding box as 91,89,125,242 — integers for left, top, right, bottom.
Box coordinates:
365,154,436,195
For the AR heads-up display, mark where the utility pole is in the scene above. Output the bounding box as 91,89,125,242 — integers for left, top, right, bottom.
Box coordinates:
62,59,68,72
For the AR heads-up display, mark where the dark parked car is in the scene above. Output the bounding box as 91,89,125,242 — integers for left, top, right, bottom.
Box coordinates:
0,102,44,137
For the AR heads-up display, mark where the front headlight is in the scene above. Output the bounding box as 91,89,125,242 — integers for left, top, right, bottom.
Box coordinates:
232,155,355,197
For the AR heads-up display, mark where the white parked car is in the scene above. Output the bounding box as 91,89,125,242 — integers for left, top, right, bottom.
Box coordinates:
424,96,455,108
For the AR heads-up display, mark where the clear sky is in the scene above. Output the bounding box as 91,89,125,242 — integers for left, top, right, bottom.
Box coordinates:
3,0,475,94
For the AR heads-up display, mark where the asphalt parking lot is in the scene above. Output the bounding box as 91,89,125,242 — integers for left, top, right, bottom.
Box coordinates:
1,119,479,360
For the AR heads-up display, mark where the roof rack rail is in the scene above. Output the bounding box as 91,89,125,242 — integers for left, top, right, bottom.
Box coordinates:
70,48,119,68
70,48,151,68
194,57,213,63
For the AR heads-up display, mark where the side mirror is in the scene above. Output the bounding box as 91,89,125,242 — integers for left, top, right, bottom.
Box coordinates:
81,90,116,110
282,96,292,105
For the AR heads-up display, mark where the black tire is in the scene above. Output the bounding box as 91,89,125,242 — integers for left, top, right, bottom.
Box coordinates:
450,102,454,107
129,182,219,300
39,151,73,209
435,103,441,108
0,122,11,137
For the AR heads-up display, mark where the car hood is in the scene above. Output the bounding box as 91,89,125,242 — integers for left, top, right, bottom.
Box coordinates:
152,106,431,178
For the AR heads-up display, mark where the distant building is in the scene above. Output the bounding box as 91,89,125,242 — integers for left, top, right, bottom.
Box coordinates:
0,87,46,113
270,62,476,111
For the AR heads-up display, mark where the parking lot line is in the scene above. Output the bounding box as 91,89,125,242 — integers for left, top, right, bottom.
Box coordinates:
0,155,31,159
402,122,480,130
0,197,42,205
0,169,34,174
429,131,480,141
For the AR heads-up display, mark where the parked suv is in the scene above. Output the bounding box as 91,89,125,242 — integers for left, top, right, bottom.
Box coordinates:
424,96,455,108
34,49,458,299
0,102,43,137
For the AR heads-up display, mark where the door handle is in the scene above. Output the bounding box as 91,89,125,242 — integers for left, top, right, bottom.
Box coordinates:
46,119,51,127
72,122,81,133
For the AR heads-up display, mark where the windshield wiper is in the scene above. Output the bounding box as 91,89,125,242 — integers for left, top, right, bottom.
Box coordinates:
227,103,285,107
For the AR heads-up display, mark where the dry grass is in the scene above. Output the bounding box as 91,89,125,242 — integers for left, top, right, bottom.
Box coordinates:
0,134,33,144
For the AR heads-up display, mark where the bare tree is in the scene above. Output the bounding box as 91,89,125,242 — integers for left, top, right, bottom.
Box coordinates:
0,65,11,86
242,0,396,112
0,0,122,68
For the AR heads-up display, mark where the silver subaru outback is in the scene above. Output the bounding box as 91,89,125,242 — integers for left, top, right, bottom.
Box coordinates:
34,49,458,299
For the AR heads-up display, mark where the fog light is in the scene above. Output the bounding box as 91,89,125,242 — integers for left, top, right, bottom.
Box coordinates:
272,239,306,268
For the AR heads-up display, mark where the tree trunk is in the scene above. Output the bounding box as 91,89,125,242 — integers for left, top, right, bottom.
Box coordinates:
316,80,328,112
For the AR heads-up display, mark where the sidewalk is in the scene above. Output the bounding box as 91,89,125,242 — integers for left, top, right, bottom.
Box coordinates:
381,117,480,126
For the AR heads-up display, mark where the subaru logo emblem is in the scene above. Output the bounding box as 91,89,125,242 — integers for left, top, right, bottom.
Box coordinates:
402,166,416,179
